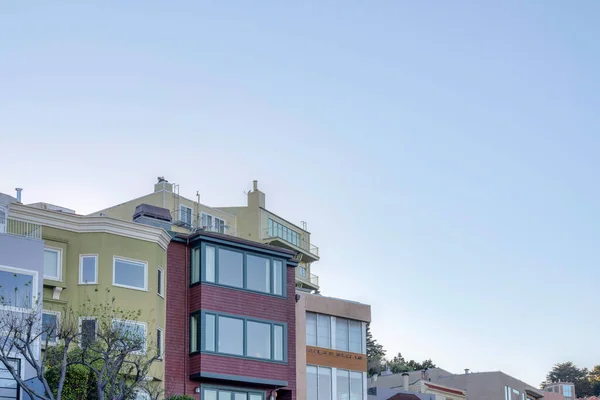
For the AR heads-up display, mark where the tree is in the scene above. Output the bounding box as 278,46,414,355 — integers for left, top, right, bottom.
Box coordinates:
0,291,161,400
386,353,437,374
542,362,593,397
366,323,386,377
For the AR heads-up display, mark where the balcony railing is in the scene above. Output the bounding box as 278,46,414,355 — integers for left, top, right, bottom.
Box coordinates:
1,217,42,240
170,211,238,237
262,227,319,258
296,269,319,288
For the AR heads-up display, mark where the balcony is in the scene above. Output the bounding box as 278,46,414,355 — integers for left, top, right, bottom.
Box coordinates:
262,227,319,262
1,217,42,240
171,211,238,237
296,269,319,290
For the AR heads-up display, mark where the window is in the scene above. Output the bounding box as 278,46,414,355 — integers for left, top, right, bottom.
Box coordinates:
0,358,20,400
156,327,163,359
113,257,147,291
299,266,307,277
42,312,59,344
246,255,270,293
0,205,6,234
350,371,363,400
317,315,331,348
349,320,362,353
79,255,98,284
336,318,349,351
214,217,226,234
564,386,572,397
180,205,192,225
112,320,146,353
217,248,244,288
44,247,61,280
307,366,318,400
190,315,198,352
306,312,317,346
268,219,300,246
201,213,213,229
337,369,350,400
196,311,286,362
202,388,264,400
197,243,286,296
0,266,36,310
318,367,332,400
157,267,164,297
135,390,150,400
80,318,97,347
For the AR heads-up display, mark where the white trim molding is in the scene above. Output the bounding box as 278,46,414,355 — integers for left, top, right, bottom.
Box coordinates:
9,204,171,250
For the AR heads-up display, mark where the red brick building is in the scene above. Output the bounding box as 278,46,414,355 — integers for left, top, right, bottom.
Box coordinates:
165,230,298,400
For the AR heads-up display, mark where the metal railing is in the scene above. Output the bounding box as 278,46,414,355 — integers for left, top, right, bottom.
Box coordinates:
296,269,320,288
170,211,238,237
263,227,319,258
1,217,42,240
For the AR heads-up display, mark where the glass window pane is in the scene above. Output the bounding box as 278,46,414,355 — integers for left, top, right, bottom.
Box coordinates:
249,395,262,400
205,314,216,351
190,315,198,352
337,369,350,400
246,255,270,293
234,393,248,400
81,319,96,346
268,219,273,236
112,321,146,351
247,321,271,359
336,318,349,351
204,390,217,400
274,325,284,361
349,320,362,353
156,328,163,356
307,366,318,400
0,269,33,309
44,249,59,279
218,316,243,355
217,248,243,288
81,256,97,283
42,313,57,342
218,392,231,400
306,313,317,346
157,268,163,295
317,315,331,348
205,246,216,282
273,260,283,295
318,367,332,400
114,258,146,289
191,248,200,283
350,371,363,400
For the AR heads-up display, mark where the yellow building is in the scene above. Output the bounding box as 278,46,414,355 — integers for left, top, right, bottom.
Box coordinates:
91,178,321,291
8,202,170,396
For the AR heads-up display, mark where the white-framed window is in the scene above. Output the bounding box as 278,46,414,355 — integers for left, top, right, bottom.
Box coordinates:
299,266,307,277
0,358,21,400
113,257,148,291
179,205,192,225
79,254,98,284
42,311,60,344
157,267,164,298
112,320,147,354
44,246,62,281
214,217,226,233
156,326,163,359
0,265,37,311
79,317,97,347
201,213,227,233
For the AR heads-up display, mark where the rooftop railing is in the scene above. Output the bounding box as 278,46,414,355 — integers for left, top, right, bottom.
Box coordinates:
170,211,238,237
1,217,42,240
262,227,319,258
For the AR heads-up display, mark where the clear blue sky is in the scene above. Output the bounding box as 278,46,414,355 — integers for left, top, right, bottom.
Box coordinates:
2,1,599,387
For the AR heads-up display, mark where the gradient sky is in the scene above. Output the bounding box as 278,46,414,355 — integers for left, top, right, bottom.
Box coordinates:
2,1,600,387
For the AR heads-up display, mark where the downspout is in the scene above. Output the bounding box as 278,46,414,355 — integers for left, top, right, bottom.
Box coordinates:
184,236,189,395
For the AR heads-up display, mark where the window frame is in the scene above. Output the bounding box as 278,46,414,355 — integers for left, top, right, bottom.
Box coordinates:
78,317,98,348
44,246,62,281
41,310,61,345
0,264,38,312
194,242,287,298
112,256,148,292
78,254,98,285
201,385,265,400
157,267,165,298
156,326,163,360
111,319,147,354
192,310,287,363
0,357,22,400
179,204,193,225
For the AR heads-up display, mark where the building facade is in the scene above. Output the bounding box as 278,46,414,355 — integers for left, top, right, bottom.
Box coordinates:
165,230,299,399
90,178,321,291
4,201,170,398
545,383,576,400
296,292,371,400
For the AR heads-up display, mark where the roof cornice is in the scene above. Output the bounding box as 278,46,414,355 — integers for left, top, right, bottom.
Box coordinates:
9,204,171,250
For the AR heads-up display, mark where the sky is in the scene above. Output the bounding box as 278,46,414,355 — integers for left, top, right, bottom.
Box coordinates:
2,0,600,387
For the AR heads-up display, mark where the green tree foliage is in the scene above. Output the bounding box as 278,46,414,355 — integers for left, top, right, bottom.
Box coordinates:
542,362,594,397
386,353,437,374
165,396,196,400
366,323,386,377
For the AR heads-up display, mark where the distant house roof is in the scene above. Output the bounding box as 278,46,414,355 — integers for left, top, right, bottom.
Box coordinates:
388,394,423,400
133,204,172,222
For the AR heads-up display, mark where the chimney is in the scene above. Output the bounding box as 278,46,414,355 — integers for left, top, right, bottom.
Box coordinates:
154,177,173,193
402,372,410,391
15,188,22,203
247,180,265,209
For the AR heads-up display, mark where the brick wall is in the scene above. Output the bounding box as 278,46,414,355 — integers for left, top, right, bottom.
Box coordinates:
166,238,297,399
